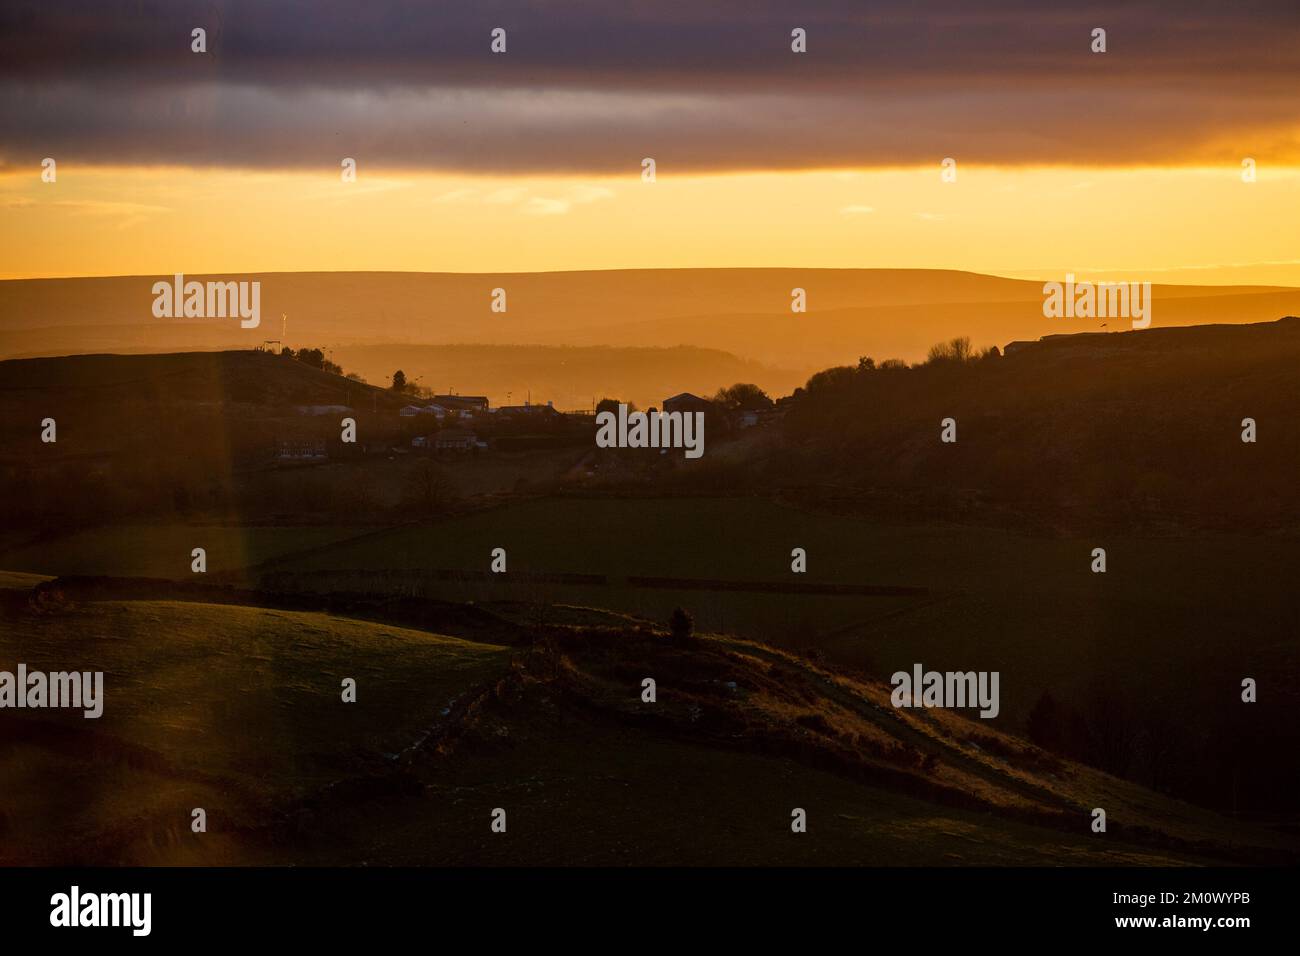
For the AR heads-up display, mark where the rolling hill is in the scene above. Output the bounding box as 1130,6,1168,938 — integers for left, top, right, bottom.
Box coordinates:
1,577,1290,866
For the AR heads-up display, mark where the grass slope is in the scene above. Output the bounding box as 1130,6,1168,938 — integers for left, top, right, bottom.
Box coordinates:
0,597,509,864
2,581,1289,865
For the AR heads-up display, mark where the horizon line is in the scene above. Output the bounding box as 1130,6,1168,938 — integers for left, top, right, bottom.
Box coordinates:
3,265,1299,292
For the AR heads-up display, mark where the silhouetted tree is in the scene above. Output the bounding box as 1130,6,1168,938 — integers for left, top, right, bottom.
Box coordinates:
712,383,774,411
391,370,408,392
805,365,856,394
405,460,453,518
926,336,975,365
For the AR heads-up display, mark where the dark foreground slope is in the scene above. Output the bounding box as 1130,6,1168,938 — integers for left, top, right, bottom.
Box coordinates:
0,577,1291,866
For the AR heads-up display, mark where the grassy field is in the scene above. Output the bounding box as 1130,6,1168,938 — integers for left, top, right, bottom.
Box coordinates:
10,498,1293,727
0,598,510,864
7,500,1297,719
4,496,1296,817
255,496,1298,691
3,587,1280,866
248,496,1299,813
0,524,374,579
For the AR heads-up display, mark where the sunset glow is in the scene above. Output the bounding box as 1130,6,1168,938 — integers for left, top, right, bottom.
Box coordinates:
5,163,1300,283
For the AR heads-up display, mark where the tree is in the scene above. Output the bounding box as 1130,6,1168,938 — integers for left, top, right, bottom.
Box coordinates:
391,370,408,393
925,336,975,365
596,397,636,414
405,460,453,518
712,383,774,411
290,347,343,376
805,365,856,394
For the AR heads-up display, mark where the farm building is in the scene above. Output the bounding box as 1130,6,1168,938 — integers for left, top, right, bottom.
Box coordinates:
435,428,479,451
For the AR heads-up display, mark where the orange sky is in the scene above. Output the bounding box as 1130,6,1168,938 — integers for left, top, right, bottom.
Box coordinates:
4,163,1299,285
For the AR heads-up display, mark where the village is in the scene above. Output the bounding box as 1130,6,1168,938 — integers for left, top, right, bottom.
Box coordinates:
276,385,780,464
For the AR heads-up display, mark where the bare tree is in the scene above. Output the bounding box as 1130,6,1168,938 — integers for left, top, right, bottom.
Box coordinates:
405,460,453,518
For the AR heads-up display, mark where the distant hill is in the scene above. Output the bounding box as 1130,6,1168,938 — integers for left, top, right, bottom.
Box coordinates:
3,269,1298,377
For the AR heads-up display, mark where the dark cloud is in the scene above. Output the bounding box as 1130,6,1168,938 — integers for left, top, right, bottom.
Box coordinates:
2,1,1299,172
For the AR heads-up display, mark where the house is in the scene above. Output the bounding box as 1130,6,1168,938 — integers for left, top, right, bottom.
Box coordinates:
738,410,761,428
497,400,560,418
435,428,478,451
662,392,713,415
433,394,489,413
401,404,450,419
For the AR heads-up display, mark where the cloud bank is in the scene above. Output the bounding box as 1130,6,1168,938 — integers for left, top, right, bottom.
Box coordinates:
3,0,1299,173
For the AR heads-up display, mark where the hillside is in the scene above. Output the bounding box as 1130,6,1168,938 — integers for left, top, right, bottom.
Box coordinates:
0,589,511,865
1,577,1289,866
4,269,1299,376
0,350,427,532
0,349,402,461
762,316,1300,532
8,317,1300,533
0,349,399,407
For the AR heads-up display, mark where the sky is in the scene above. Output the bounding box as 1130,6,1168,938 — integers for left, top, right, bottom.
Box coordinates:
2,0,1299,282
